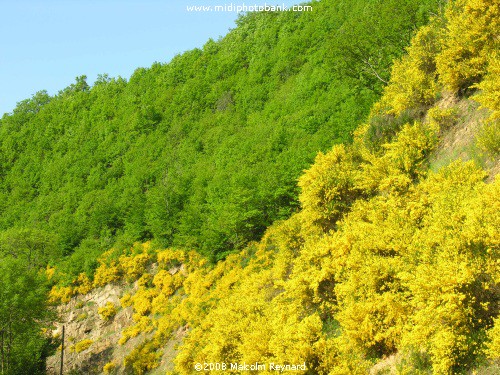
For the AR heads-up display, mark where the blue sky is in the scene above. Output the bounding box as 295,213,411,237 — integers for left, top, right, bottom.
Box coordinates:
0,0,303,116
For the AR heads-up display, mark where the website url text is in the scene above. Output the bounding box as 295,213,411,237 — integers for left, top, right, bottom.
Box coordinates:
186,3,313,12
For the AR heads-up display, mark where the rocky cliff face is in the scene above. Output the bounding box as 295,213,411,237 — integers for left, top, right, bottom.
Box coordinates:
46,268,185,375
47,284,133,374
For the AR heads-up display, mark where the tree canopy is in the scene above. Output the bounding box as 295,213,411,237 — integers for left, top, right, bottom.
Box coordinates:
0,0,441,266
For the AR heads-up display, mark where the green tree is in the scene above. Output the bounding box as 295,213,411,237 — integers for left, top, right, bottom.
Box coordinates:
0,257,53,374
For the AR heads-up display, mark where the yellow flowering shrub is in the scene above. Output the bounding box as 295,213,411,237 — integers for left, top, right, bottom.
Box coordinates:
150,292,171,316
73,273,92,295
98,302,118,322
48,285,73,303
102,361,116,375
436,0,500,93
131,287,157,316
426,106,459,130
474,54,500,156
154,296,182,339
123,339,161,375
477,121,500,156
353,119,439,197
298,144,365,234
119,252,150,282
45,265,55,280
152,270,175,295
382,121,439,178
120,292,133,308
119,316,154,345
377,22,440,116
71,339,93,353
93,260,121,287
137,272,152,288
157,248,187,270
486,317,500,360
474,54,500,118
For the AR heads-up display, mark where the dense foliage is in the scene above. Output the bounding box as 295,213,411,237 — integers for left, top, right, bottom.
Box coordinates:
5,0,498,373
0,257,53,374
46,0,499,374
0,0,439,266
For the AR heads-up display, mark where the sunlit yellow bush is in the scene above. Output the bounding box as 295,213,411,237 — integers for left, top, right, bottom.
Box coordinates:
382,121,439,178
119,252,150,282
48,285,74,303
298,144,364,234
474,53,500,117
356,120,438,196
486,317,500,360
131,287,158,316
73,273,92,295
426,106,459,130
45,265,55,280
157,248,187,270
152,270,175,295
436,0,500,93
102,361,116,375
93,253,121,287
474,54,500,156
119,316,154,345
71,339,93,353
123,339,161,375
378,22,440,115
137,272,152,288
120,292,132,308
98,302,118,322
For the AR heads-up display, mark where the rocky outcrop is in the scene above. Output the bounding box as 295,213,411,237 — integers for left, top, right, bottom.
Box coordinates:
46,283,138,374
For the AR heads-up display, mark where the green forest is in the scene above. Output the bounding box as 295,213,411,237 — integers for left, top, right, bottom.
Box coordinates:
1,0,499,374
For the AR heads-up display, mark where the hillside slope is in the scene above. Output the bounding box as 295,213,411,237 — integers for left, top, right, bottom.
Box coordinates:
0,0,440,268
0,1,450,373
46,0,499,374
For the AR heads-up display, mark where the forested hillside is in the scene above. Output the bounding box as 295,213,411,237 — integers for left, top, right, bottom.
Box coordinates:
0,0,439,267
2,0,499,373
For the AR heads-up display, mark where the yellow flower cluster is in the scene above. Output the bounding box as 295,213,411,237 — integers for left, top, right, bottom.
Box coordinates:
436,0,500,93
70,339,93,353
102,361,116,375
118,316,154,345
97,302,118,322
48,242,154,303
377,23,440,115
123,339,162,375
474,55,500,156
48,285,73,304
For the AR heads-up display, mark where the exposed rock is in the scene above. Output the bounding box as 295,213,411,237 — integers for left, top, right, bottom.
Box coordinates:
46,283,135,374
47,266,187,374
